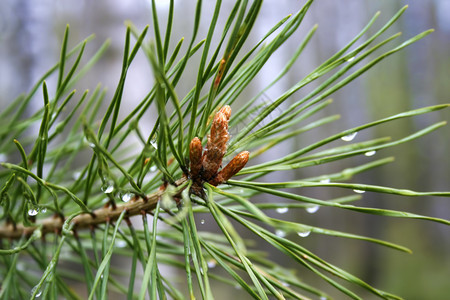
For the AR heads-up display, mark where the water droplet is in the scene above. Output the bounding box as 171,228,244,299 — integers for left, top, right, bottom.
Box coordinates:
353,189,366,194
306,205,320,214
276,207,289,214
83,137,95,148
297,230,311,238
364,150,376,157
200,219,205,225
41,208,47,213
115,240,127,248
346,56,355,62
28,208,39,216
341,132,358,142
83,136,96,148
207,260,217,269
281,281,290,287
101,183,114,194
320,297,327,300
150,166,158,172
320,178,330,184
275,230,286,237
121,193,133,202
31,286,43,297
0,153,7,162
234,284,242,290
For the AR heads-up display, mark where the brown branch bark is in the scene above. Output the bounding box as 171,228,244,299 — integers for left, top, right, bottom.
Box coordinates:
0,178,187,240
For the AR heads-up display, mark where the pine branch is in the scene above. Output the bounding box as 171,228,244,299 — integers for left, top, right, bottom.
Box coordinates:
0,178,187,240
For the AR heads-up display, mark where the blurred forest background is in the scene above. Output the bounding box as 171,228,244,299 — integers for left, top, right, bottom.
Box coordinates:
0,0,449,299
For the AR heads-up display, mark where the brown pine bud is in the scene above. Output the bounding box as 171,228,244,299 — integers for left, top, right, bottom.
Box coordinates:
209,151,249,186
202,108,231,180
219,105,231,121
209,111,229,143
189,137,203,179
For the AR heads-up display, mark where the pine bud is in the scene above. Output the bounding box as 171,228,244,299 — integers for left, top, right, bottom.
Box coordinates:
210,151,249,186
219,105,231,121
189,137,203,179
202,108,231,180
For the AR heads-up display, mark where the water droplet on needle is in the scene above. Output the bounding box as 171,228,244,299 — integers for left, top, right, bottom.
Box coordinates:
297,230,311,237
101,182,114,194
364,150,376,157
121,193,133,202
341,132,358,142
276,207,289,214
28,209,39,216
306,205,319,214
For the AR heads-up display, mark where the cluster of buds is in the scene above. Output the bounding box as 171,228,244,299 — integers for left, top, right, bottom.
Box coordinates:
189,105,249,190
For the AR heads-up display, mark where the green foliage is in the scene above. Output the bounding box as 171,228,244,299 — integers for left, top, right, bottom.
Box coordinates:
0,1,449,299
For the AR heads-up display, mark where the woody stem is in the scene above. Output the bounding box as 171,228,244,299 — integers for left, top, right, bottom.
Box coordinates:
0,178,187,240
